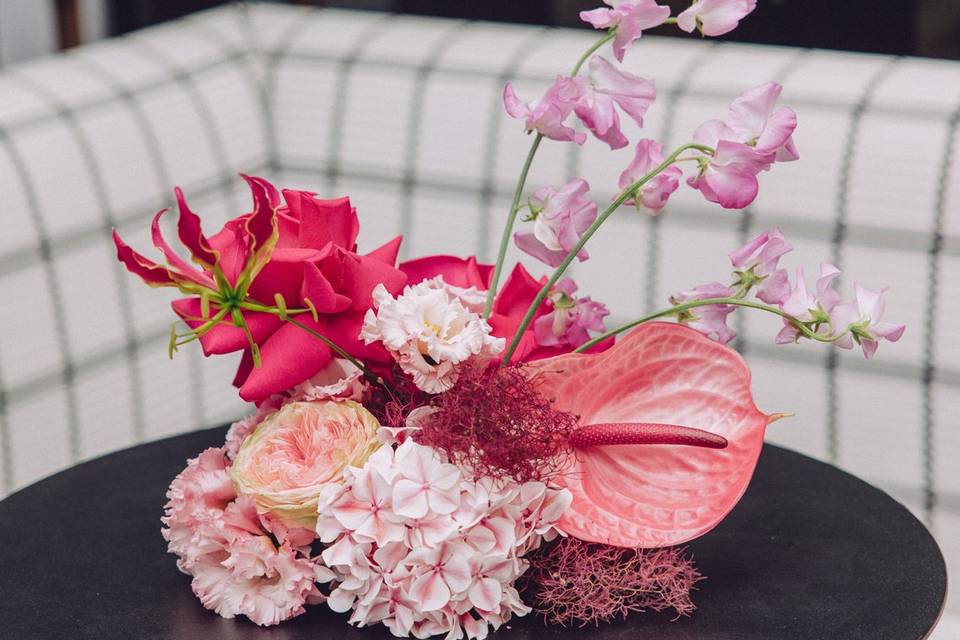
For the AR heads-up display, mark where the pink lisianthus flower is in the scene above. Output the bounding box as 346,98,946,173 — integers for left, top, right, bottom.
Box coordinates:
670,281,738,344
360,278,505,394
398,255,613,362
677,0,757,37
533,278,610,349
775,264,842,345
618,139,682,214
729,227,793,304
514,179,598,267
580,0,672,62
572,56,656,150
830,283,906,359
503,76,586,144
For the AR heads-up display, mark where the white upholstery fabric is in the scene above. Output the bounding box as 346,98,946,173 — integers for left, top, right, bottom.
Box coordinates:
0,2,957,623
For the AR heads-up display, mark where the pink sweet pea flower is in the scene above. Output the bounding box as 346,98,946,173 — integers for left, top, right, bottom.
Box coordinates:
573,56,656,149
830,284,906,359
677,0,757,37
729,227,793,304
503,76,586,144
726,82,799,161
533,278,610,349
775,264,842,344
514,179,598,267
618,139,682,214
687,139,772,209
580,0,672,62
670,281,738,344
687,83,798,209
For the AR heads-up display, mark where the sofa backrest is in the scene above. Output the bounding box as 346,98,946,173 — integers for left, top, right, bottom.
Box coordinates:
0,4,958,590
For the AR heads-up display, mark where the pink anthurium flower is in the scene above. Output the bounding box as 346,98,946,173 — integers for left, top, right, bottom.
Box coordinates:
580,0,672,62
677,0,757,37
525,322,776,548
573,56,656,149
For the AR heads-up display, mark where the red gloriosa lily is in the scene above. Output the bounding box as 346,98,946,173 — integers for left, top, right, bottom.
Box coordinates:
113,175,407,403
525,322,777,548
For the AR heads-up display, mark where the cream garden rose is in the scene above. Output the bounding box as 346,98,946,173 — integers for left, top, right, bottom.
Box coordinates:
231,400,381,528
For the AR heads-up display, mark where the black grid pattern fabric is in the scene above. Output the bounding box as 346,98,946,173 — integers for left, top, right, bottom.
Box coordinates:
0,2,958,618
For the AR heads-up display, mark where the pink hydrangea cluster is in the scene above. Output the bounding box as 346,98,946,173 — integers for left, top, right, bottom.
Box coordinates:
315,438,572,639
672,228,905,357
161,448,324,626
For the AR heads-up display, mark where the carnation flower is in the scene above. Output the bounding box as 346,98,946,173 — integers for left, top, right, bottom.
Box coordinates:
231,400,382,528
190,520,324,627
316,439,571,640
360,278,505,394
162,447,237,571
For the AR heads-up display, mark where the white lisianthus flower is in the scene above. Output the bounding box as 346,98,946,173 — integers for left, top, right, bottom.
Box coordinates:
360,277,505,393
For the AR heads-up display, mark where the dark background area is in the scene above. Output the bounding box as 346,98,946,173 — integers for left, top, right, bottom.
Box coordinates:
107,0,960,60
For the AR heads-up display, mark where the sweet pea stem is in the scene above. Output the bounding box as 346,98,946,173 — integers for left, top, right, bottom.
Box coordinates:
285,318,395,393
574,297,846,353
500,142,710,364
483,30,617,319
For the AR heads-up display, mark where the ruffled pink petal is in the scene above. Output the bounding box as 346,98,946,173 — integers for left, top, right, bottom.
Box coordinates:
524,322,772,548
579,7,617,29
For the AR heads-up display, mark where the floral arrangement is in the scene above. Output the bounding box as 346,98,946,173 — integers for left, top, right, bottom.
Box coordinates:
114,0,904,634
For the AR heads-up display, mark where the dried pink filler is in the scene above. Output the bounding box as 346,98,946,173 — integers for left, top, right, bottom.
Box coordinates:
527,321,774,548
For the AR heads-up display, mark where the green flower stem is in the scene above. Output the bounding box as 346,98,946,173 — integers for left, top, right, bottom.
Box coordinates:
571,30,617,76
483,30,617,319
500,142,711,364
285,317,394,394
484,132,543,317
574,297,845,353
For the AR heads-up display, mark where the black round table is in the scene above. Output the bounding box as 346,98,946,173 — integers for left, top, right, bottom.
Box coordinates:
0,427,946,640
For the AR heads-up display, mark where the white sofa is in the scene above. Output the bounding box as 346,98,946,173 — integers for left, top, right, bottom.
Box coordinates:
0,1,957,627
